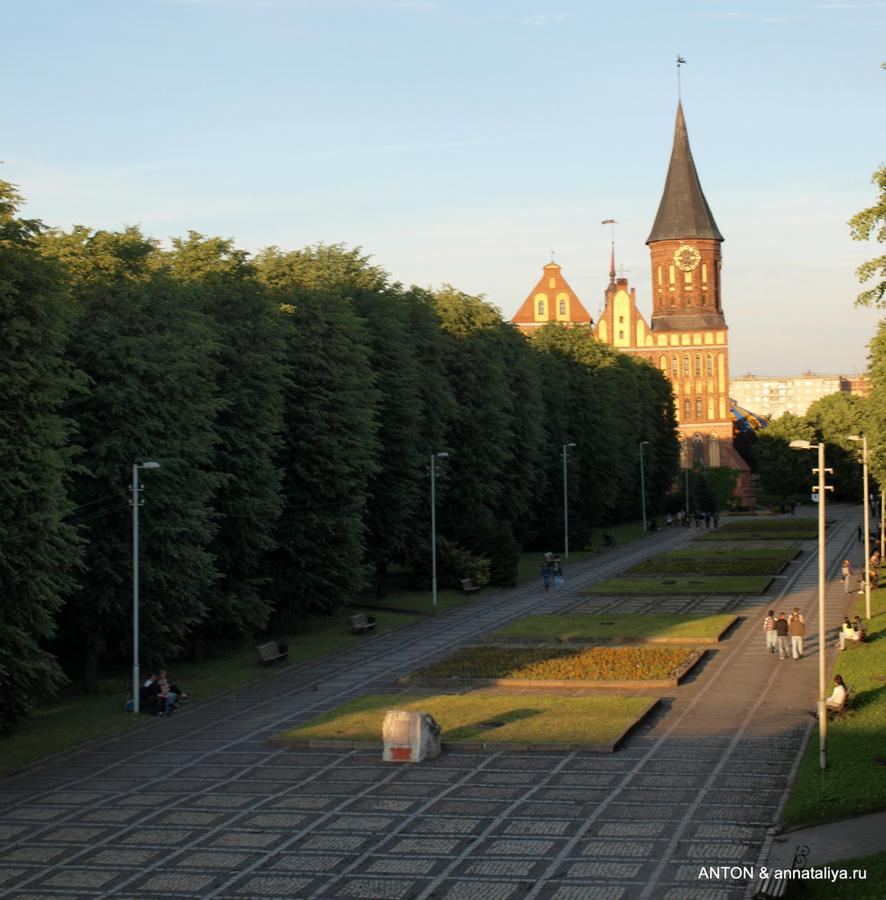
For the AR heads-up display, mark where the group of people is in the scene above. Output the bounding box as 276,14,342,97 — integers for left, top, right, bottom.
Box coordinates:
541,559,564,592
671,509,719,530
842,550,881,594
141,670,188,716
837,616,867,650
762,608,805,660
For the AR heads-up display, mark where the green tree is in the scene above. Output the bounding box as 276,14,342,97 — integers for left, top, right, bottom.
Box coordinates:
848,62,886,306
255,247,380,619
0,182,82,730
260,245,432,599
166,233,287,653
804,392,870,500
42,227,224,681
754,414,817,502
433,287,544,584
865,319,886,494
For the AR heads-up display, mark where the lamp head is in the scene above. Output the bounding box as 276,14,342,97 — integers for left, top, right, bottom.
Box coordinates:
789,440,812,451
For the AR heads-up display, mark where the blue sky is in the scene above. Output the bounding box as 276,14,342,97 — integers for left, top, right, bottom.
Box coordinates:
3,0,885,376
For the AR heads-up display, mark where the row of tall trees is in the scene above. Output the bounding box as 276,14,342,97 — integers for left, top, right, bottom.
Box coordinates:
0,180,680,731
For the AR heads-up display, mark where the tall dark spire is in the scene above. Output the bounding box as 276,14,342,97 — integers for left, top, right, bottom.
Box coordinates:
646,102,723,244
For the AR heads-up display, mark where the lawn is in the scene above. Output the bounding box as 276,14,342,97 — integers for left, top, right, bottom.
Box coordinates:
781,607,886,828
273,694,657,746
584,575,772,594
408,645,695,681
0,609,417,776
489,614,736,643
785,851,886,899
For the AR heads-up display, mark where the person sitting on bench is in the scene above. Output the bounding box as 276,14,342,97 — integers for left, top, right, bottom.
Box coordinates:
811,675,847,717
158,670,188,706
142,673,174,715
838,617,864,650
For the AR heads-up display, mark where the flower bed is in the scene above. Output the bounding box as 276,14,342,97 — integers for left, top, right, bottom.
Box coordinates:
624,558,786,576
408,645,695,682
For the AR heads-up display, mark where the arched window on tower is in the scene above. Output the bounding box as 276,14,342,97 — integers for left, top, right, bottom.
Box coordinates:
684,398,691,419
672,356,678,378
560,299,566,315
695,354,701,376
696,398,703,418
708,433,721,467
683,356,690,377
693,433,705,465
659,355,667,372
538,299,545,316
706,353,713,376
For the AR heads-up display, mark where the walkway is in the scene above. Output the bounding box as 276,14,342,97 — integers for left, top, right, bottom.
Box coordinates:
0,507,868,900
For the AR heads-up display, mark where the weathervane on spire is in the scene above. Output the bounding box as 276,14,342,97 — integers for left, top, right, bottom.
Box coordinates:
677,55,687,100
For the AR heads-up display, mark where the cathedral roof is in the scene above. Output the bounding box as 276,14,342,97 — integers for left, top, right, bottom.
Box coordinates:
511,262,593,332
647,102,723,244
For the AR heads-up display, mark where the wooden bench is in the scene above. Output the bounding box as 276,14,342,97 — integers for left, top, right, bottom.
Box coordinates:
460,578,481,594
827,684,855,719
351,614,376,635
256,641,288,665
753,843,808,899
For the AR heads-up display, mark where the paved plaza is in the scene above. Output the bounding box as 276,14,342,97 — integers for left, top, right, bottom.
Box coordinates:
0,508,867,900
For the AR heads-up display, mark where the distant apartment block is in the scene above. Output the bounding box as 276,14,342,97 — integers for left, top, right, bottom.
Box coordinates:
729,372,868,419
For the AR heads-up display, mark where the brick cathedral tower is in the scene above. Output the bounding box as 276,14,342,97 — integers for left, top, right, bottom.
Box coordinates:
590,102,754,502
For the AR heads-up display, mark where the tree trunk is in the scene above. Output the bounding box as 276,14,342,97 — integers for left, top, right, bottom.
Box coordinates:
374,560,389,600
83,652,98,688
190,626,206,663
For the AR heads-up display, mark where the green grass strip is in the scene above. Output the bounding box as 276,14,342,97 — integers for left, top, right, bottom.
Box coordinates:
490,614,735,642
584,575,772,594
275,694,654,745
782,607,886,827
0,610,417,776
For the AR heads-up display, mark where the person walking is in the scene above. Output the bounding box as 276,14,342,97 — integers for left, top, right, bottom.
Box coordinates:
763,610,777,654
841,559,853,593
541,561,551,592
773,613,790,659
789,610,805,659
552,561,564,592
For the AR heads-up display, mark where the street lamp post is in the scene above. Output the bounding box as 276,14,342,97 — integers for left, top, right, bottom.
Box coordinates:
430,452,449,607
639,441,650,531
131,461,161,713
848,435,871,619
563,443,576,558
790,440,833,770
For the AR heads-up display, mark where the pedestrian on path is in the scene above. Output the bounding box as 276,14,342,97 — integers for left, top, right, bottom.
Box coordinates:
789,609,805,659
541,562,551,591
763,610,777,654
552,561,564,591
842,559,853,593
774,613,790,659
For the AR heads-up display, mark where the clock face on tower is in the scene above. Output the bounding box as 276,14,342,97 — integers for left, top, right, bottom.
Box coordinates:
674,244,701,272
